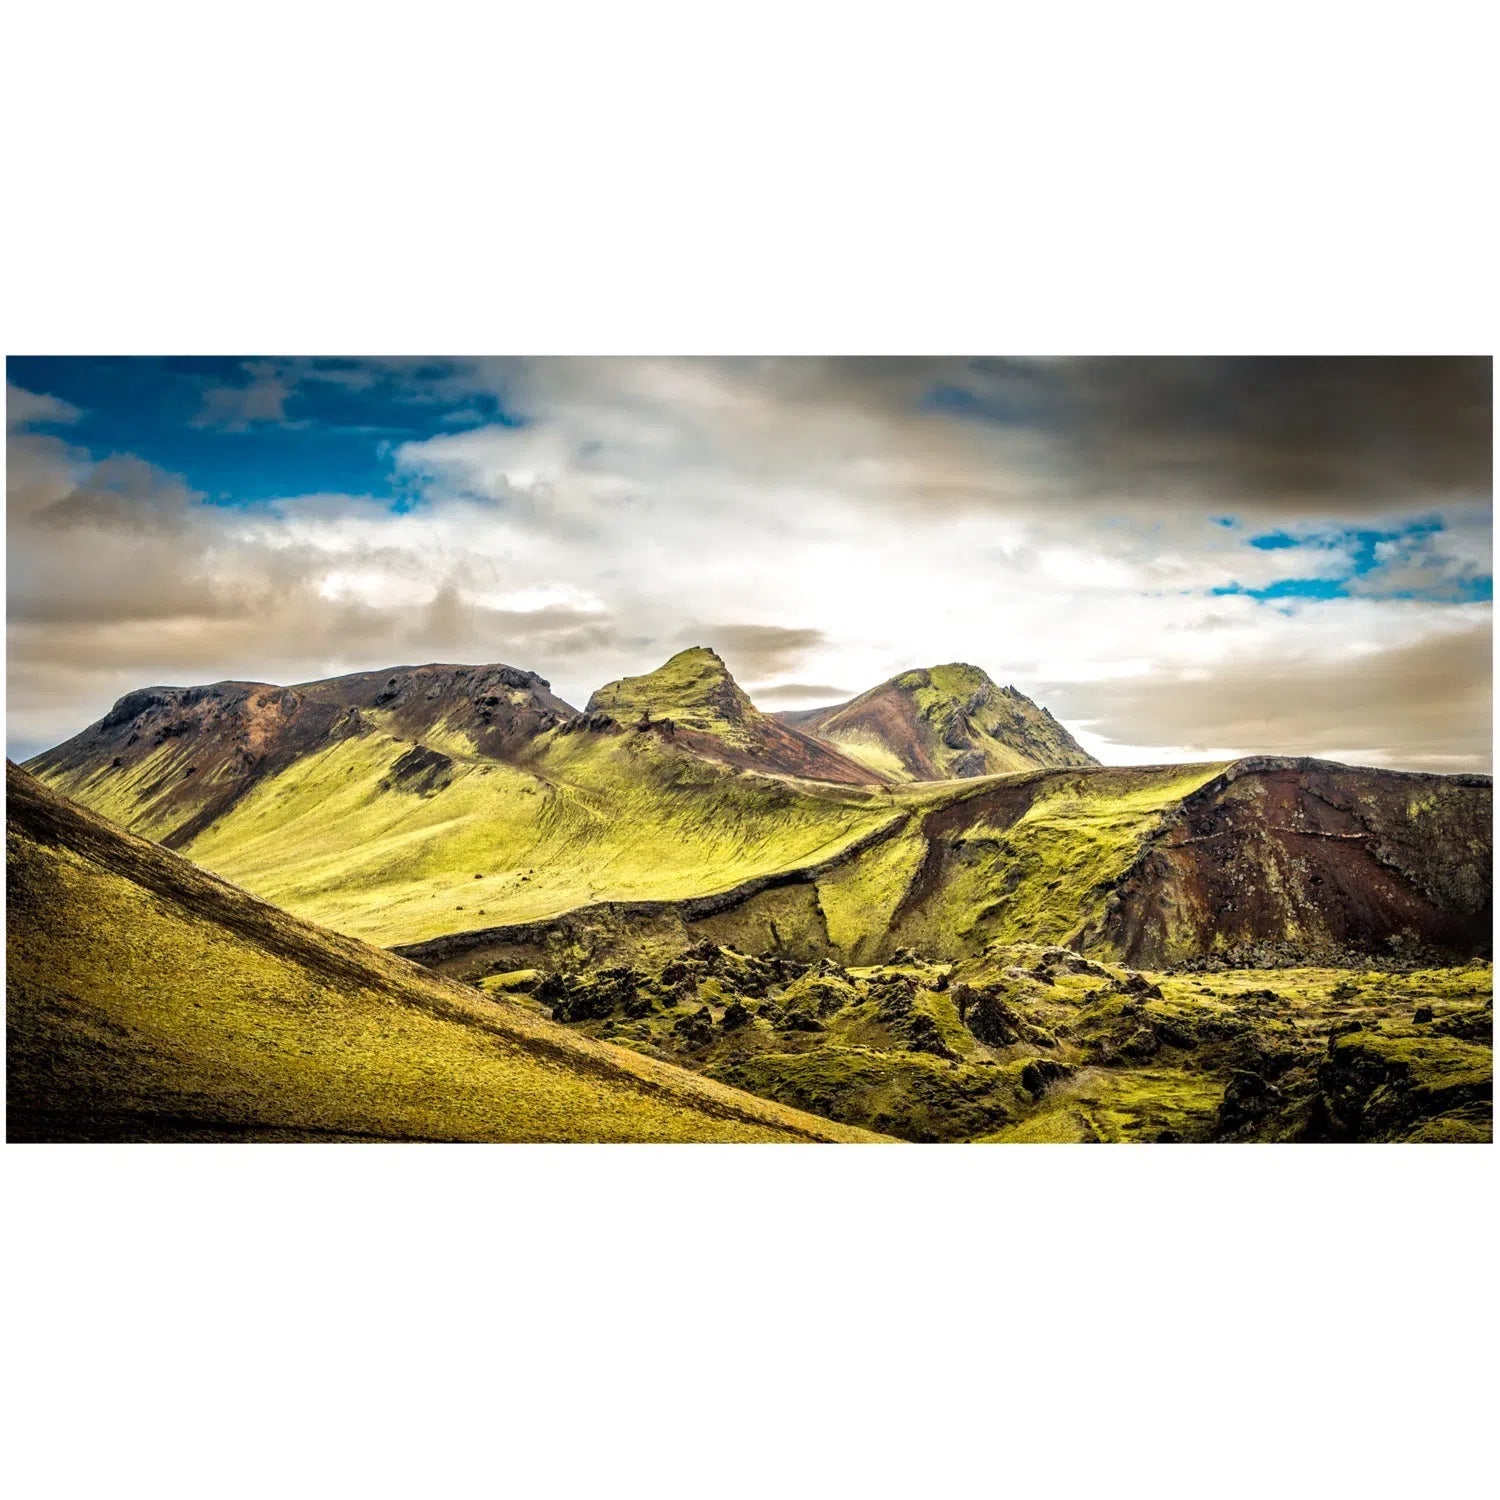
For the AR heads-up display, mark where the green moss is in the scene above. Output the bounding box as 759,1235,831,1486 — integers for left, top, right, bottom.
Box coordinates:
1402,1113,1491,1143
973,765,1225,950
983,1067,1224,1143
816,729,913,782
697,881,830,959
816,826,927,957
1330,1026,1492,1094
44,743,195,842
586,647,751,741
708,1045,1014,1142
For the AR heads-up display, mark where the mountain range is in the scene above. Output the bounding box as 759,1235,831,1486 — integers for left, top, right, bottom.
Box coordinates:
27,645,1490,964
13,645,1493,1142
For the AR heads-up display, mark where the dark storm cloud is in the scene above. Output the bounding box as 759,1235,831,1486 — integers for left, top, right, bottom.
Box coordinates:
754,355,1493,514
1034,356,1491,511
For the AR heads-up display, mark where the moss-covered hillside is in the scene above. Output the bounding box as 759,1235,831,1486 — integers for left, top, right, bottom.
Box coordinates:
5,764,880,1143
394,758,1491,972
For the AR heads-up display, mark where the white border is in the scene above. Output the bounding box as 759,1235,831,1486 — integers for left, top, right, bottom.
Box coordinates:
3,4,1495,1495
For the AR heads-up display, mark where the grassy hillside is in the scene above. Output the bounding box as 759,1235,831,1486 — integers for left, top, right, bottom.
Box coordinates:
383,764,1233,976
5,763,880,1143
178,746,1220,956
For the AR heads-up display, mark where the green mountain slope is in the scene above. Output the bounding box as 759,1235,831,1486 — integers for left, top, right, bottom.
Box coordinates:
777,663,1097,780
5,763,880,1143
175,722,894,945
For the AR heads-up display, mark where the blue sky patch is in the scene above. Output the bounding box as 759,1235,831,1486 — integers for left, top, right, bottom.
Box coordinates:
7,356,519,507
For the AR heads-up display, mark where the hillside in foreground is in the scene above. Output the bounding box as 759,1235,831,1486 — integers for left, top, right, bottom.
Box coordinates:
5,763,878,1143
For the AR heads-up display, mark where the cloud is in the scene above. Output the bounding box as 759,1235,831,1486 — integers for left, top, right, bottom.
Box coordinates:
752,683,853,706
441,356,1491,523
5,357,1491,773
931,356,1492,515
1044,617,1492,773
30,454,206,535
7,383,82,430
193,360,291,429
1349,504,1493,600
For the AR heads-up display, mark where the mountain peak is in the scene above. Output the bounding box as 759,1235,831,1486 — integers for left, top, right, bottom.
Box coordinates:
586,647,749,728
584,649,874,784
894,663,994,696
673,645,726,666
776,662,1097,781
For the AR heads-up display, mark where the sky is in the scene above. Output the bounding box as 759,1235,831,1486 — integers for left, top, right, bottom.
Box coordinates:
5,356,1492,771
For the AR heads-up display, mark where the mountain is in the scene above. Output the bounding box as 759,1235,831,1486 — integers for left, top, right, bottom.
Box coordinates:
27,662,577,848
586,646,875,784
777,663,1097,781
15,653,1492,1146
5,762,876,1142
28,653,896,947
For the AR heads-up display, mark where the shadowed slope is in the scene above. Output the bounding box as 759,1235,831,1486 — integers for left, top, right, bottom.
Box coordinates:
5,763,881,1143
